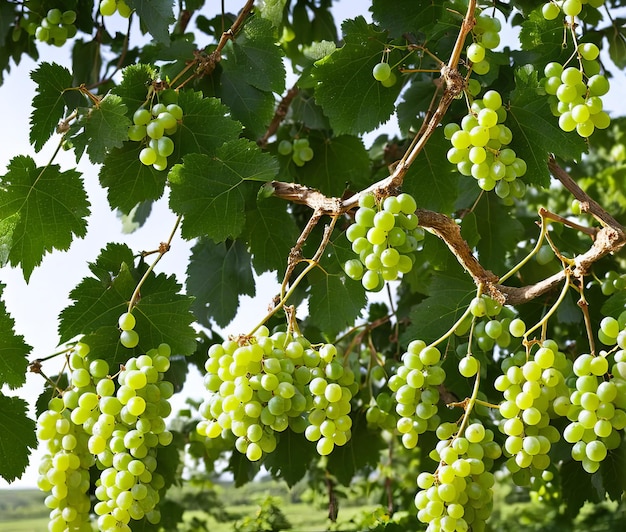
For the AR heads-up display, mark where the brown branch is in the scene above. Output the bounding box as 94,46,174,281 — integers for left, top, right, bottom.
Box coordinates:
258,85,299,148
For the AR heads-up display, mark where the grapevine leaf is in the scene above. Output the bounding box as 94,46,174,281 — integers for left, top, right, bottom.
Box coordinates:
111,64,157,114
0,394,36,483
186,238,255,328
245,196,300,275
517,9,565,64
99,142,168,214
220,71,276,138
401,269,475,346
601,290,626,317
174,90,243,158
312,17,402,135
608,26,626,69
508,87,587,188
370,0,441,38
223,17,285,94
600,442,626,501
126,0,175,44
228,450,260,487
403,127,458,214
295,134,372,196
0,284,31,389
264,430,317,487
307,268,367,337
561,459,600,518
326,414,386,486
168,139,279,242
59,243,196,365
29,62,72,151
258,0,287,26
75,94,131,164
0,156,90,281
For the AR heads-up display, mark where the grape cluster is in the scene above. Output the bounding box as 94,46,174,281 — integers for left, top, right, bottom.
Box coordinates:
34,9,77,47
372,62,397,87
495,342,568,484
445,90,527,198
599,270,626,296
37,340,175,531
466,13,502,76
197,327,357,461
344,192,423,291
542,0,605,20
100,0,132,17
415,421,501,532
128,102,183,171
277,137,315,167
388,341,445,449
543,49,610,138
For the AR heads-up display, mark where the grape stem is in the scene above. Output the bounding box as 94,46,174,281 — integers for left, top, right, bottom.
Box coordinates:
523,268,571,341
127,215,182,312
574,277,597,356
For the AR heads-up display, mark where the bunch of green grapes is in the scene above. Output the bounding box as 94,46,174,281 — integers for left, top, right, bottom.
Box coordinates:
465,12,502,76
196,327,357,461
344,192,423,291
33,8,77,46
128,100,183,171
277,137,315,167
387,340,445,449
445,90,527,197
542,0,605,20
415,421,502,531
542,46,610,138
37,333,175,531
100,0,132,17
494,341,569,484
599,270,626,296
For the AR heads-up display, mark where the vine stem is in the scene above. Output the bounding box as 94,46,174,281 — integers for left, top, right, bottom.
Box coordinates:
127,215,182,312
523,269,572,341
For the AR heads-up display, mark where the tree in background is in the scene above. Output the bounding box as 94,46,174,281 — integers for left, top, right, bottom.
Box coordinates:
1,0,626,531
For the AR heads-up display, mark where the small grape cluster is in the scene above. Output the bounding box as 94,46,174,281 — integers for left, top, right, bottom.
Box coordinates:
197,327,357,461
445,90,527,198
100,0,132,17
128,102,183,171
543,49,610,138
542,0,605,20
415,421,501,532
466,13,502,76
599,270,626,296
34,9,77,47
277,138,314,167
388,341,445,449
495,342,567,483
372,61,397,87
344,192,423,291
37,339,175,531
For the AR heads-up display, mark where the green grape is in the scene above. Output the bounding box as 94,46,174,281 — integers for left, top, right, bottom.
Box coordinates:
277,140,292,155
579,42,600,61
100,0,118,16
542,2,561,20
467,43,485,63
372,62,391,82
118,312,136,331
120,330,139,349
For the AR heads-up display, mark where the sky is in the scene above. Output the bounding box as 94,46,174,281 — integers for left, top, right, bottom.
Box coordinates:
1,1,624,491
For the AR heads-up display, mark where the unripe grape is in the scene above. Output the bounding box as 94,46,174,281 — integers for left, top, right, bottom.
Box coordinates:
372,62,391,82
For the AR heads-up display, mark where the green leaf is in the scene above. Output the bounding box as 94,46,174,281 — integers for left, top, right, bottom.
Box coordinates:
111,64,157,114
307,268,367,337
264,430,317,487
223,17,285,94
99,142,168,214
602,291,626,318
600,440,626,502
312,17,402,135
561,459,600,518
126,0,175,44
0,284,31,389
508,86,587,188
0,393,36,483
0,156,90,281
29,62,72,151
258,0,287,26
295,134,371,196
168,139,279,242
326,413,386,486
608,25,626,69
186,238,255,328
245,196,300,275
472,194,524,275
371,0,441,38
403,127,459,214
74,94,131,164
228,450,260,487
517,9,565,64
59,243,196,366
401,269,475,346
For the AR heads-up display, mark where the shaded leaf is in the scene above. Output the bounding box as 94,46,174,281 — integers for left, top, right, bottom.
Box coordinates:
0,156,90,281
127,0,175,44
264,429,317,487
0,394,36,483
186,238,255,328
0,283,31,389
